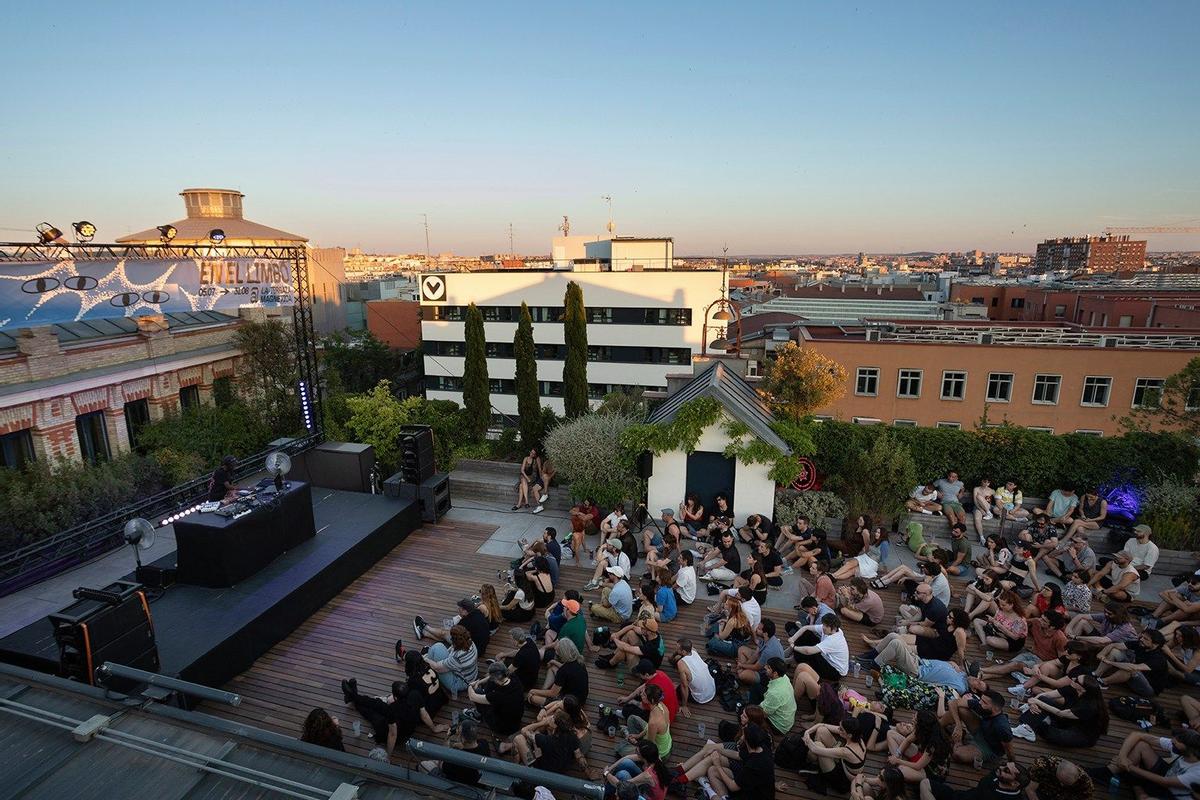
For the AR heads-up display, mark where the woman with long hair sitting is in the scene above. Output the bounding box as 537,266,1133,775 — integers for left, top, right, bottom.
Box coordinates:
499,573,537,623
1014,674,1109,747
797,715,868,792
479,583,503,633
600,741,671,799
851,767,907,800
964,570,1003,620
883,709,952,783
971,590,1028,653
300,707,345,752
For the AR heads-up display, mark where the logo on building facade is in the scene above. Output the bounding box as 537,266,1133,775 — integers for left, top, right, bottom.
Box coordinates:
421,275,447,302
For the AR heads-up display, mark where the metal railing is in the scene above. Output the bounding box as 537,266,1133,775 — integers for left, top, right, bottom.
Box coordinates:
0,433,322,597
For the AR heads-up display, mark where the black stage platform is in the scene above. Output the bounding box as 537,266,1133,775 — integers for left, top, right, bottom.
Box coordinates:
0,488,420,690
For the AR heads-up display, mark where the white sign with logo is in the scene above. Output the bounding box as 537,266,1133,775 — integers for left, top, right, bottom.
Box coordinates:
420,274,447,302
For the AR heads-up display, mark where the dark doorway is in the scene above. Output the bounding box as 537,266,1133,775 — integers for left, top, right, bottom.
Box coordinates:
685,451,735,514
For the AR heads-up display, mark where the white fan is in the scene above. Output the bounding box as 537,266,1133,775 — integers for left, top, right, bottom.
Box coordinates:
265,451,292,491
123,518,156,569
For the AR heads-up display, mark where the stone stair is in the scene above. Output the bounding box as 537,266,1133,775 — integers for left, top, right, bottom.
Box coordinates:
450,459,573,514
900,495,1120,555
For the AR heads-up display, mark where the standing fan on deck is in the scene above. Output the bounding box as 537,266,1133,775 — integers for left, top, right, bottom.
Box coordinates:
265,451,292,492
123,518,156,570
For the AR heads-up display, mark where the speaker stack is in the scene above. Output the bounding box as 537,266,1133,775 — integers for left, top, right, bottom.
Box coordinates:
49,581,159,690
399,424,436,484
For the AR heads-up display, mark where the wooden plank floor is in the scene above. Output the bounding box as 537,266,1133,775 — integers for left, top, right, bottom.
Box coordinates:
203,520,1189,798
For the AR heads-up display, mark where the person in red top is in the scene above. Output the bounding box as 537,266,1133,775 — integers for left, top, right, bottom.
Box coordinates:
1025,583,1067,619
978,610,1069,685
617,659,678,725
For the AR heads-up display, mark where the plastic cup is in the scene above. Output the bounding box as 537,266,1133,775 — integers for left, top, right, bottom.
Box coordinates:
865,674,874,688
973,754,984,771
851,662,862,678
352,720,361,736
697,722,706,739
985,650,994,662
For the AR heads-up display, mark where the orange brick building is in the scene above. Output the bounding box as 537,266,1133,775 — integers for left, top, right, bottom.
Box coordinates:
785,321,1200,436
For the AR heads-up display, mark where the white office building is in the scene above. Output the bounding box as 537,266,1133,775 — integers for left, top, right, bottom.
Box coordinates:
419,259,724,415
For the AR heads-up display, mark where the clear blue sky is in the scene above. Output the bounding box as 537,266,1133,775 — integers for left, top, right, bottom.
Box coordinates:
3,1,1198,255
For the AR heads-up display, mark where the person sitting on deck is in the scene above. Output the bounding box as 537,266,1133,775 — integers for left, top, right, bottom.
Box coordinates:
979,610,1068,692
1065,489,1107,540
420,623,479,697
417,719,491,786
1010,673,1109,747
734,619,786,689
1063,600,1138,646
1088,549,1142,602
600,502,627,539
861,611,973,679
993,480,1030,522
883,709,953,785
527,638,589,708
568,497,601,564
837,576,886,626
705,593,754,658
919,760,1029,800
934,470,968,528
644,508,682,556
583,538,631,592
414,597,491,658
466,661,526,735
1153,575,1200,634
971,478,996,539
499,573,537,623
1092,728,1200,800
796,716,869,793
790,614,849,704
705,493,734,538
300,707,345,752
678,492,705,538
777,515,826,570
342,651,450,745
737,513,772,546
944,688,1015,767
674,721,777,800
1035,486,1079,528
1040,533,1098,581
906,482,942,515
970,590,1028,654
594,615,664,672
698,528,741,586
588,566,633,624
1095,628,1172,698
670,638,716,715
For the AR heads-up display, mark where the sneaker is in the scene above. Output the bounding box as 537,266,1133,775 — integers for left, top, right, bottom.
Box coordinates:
1007,685,1027,698
919,508,933,514
1010,671,1032,682
532,505,544,514
582,580,601,591
1012,723,1036,742
539,493,549,503
782,565,795,576
983,511,994,520
413,616,426,638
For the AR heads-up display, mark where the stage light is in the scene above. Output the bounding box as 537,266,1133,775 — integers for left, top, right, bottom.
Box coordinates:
712,308,733,321
72,221,97,242
36,222,65,244
208,228,226,243
298,380,313,430
157,224,177,243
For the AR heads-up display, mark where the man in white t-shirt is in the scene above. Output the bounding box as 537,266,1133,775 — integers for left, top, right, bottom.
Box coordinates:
1123,524,1160,575
789,613,849,705
672,551,697,605
600,503,627,538
671,638,716,714
1099,729,1200,800
906,482,942,515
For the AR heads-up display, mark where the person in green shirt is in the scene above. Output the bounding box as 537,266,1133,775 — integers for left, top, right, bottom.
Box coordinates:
557,601,587,654
760,657,796,736
941,523,974,579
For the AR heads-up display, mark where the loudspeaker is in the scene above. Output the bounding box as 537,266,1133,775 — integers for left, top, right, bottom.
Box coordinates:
399,425,435,485
135,565,176,589
307,442,376,492
418,472,451,523
382,471,406,498
50,581,158,688
636,450,653,480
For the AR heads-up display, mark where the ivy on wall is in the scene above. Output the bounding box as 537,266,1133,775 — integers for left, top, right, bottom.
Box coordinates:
620,396,723,455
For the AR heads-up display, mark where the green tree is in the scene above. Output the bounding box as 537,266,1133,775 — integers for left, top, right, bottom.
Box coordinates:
1121,356,1200,438
321,329,405,394
462,302,490,439
137,402,274,470
234,318,299,436
562,281,589,418
513,302,541,447
759,341,847,422
597,387,648,418
544,412,641,507
828,431,917,524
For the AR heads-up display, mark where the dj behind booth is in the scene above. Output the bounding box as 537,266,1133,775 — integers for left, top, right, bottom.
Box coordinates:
173,457,316,587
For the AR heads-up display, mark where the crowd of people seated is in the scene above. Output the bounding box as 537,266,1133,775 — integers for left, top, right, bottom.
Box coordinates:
300,475,1200,800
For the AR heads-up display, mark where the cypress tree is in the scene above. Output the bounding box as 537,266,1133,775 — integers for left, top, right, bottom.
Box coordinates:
514,302,541,447
562,281,589,418
462,302,490,438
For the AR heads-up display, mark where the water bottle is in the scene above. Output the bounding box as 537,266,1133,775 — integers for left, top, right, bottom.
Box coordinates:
697,722,706,739
985,650,995,662
851,662,862,678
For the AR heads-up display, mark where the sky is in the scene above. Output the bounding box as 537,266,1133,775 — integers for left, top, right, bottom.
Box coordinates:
2,1,1199,255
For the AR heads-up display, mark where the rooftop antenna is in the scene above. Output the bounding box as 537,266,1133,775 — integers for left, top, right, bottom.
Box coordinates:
559,215,570,237
508,222,514,257
421,213,431,270
601,195,615,235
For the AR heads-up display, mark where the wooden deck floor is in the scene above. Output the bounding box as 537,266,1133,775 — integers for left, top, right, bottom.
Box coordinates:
204,519,1189,798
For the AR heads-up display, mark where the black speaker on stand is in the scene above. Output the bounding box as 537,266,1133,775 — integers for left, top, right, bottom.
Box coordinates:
49,581,159,690
399,425,436,484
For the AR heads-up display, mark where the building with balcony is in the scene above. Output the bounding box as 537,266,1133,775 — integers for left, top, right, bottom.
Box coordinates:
1034,235,1146,273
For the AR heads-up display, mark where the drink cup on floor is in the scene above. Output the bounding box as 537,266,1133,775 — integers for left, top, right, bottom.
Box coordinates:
865,674,874,688
985,650,994,662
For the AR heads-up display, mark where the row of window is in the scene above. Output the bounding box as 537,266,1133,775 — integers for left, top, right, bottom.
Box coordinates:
424,340,692,365
817,416,1102,436
427,305,693,326
425,376,664,399
0,378,235,469
853,367,1167,409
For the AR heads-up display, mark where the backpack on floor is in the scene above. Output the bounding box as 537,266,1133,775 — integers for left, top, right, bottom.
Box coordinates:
1109,696,1167,727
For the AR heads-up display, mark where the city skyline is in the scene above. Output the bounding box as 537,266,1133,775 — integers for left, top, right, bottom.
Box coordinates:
3,1,1199,254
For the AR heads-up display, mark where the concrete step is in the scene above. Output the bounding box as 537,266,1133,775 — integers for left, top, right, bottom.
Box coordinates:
901,511,1112,552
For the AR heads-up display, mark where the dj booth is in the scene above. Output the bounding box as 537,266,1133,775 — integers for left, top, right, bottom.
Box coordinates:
174,482,316,587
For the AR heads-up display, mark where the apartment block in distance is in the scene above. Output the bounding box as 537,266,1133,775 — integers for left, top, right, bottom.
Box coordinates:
1034,235,1146,273
418,243,723,415
789,321,1199,437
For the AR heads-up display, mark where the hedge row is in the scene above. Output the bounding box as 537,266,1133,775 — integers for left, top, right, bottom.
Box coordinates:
806,421,1197,498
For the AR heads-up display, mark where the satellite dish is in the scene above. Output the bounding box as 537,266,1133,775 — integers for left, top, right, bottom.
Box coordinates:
265,451,292,491
123,518,156,569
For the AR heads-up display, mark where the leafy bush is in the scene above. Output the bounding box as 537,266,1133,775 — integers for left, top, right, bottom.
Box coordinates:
826,431,917,523
137,402,274,470
0,454,167,552
774,489,848,528
545,412,641,507
1139,475,1200,550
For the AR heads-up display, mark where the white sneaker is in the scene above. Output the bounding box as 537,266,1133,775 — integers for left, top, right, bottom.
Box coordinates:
919,508,933,515
983,511,994,520
1007,685,1028,698
532,505,544,514
1012,723,1036,742
539,494,548,503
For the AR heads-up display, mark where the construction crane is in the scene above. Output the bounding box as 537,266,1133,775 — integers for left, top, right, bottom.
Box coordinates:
1103,222,1200,235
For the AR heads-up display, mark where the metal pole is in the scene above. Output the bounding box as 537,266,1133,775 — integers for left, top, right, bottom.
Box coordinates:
97,662,241,706
407,740,605,800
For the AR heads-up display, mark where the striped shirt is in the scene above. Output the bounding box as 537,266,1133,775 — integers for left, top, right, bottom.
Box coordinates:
439,643,479,683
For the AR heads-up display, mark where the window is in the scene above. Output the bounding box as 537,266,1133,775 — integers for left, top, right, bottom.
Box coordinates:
1054,304,1067,317
897,369,922,398
75,410,110,465
1081,376,1112,407
429,305,465,321
1010,298,1025,309
852,417,882,425
1032,374,1061,405
0,429,34,469
990,297,998,307
1118,315,1133,327
425,375,463,392
1188,383,1200,411
986,372,1013,402
213,377,234,407
936,421,961,429
1074,429,1103,437
940,371,966,400
892,419,917,427
746,360,762,378
123,399,150,449
1132,378,1164,409
811,415,833,422
1028,426,1054,434
855,367,879,396
587,308,613,324
179,385,200,411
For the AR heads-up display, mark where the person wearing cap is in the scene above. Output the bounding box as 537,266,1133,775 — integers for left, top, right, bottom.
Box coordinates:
207,454,239,503
467,661,526,735
1088,550,1142,601
1041,533,1097,580
583,537,632,591
551,598,587,656
1123,523,1161,575
589,565,633,624
596,616,664,672
414,597,491,657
